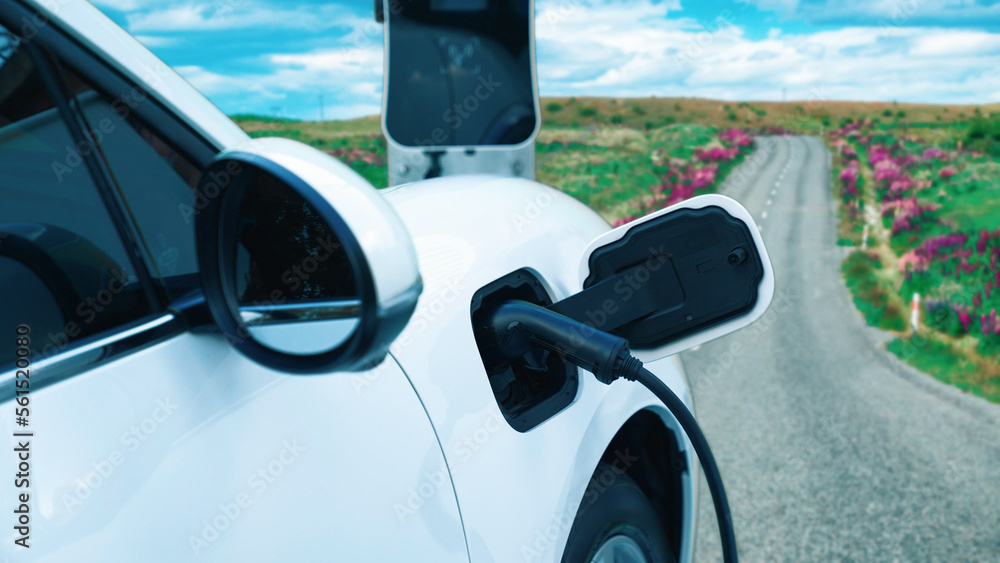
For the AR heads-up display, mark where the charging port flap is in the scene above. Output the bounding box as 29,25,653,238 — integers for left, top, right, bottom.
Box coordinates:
572,194,775,362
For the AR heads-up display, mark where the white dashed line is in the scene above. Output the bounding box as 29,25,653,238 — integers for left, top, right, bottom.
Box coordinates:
762,211,768,219
771,189,777,195
766,199,772,206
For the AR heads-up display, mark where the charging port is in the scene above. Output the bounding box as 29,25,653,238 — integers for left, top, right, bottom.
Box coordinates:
470,269,577,432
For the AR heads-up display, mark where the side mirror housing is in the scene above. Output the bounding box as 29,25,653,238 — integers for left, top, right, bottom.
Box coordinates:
195,138,421,373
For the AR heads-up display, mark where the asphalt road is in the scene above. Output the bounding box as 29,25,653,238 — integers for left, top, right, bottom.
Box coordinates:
683,136,1000,562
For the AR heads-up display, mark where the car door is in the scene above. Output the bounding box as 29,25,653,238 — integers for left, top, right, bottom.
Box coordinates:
0,20,467,561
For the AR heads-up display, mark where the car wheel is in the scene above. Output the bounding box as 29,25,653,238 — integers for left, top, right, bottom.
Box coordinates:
561,462,676,563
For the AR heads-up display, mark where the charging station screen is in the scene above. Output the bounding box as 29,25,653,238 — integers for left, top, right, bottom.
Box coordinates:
385,0,537,147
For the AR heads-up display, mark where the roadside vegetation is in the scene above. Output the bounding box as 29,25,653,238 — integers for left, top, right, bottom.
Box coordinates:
828,116,1000,403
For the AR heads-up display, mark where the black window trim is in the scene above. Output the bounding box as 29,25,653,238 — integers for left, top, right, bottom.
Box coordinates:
24,42,164,312
0,312,182,397
0,2,224,380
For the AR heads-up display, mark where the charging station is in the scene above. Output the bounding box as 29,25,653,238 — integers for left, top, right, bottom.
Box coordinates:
379,0,539,185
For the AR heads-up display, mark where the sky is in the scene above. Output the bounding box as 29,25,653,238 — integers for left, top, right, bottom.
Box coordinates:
90,0,1000,120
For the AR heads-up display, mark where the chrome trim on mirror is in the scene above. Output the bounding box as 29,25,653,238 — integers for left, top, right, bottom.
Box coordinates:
238,300,362,326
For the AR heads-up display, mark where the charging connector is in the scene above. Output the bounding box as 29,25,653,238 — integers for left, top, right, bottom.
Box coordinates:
486,299,739,563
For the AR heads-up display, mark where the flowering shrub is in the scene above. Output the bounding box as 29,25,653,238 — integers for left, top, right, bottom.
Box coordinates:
832,119,1000,354
839,162,861,197
614,128,753,226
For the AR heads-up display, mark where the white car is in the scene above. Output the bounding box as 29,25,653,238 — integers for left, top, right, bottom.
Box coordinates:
0,1,773,561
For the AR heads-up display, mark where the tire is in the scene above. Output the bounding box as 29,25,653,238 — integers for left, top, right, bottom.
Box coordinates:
561,463,676,563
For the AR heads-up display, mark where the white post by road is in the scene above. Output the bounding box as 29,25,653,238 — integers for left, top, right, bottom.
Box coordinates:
861,225,869,250
911,293,920,334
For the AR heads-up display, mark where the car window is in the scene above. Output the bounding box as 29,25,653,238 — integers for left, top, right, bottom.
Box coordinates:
0,28,154,365
56,65,204,300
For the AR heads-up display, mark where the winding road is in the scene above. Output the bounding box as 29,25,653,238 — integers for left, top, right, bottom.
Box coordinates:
683,136,1000,562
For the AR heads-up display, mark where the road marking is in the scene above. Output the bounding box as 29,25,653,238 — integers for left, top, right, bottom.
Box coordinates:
762,211,768,219
771,189,776,195
766,199,772,206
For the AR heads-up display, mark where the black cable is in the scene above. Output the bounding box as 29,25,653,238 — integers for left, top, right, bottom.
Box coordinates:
485,300,739,563
626,366,739,563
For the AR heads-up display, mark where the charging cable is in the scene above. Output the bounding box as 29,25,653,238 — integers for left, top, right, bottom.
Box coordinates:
488,299,739,563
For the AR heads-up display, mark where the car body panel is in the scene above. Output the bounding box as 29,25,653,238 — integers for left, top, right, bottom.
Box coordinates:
2,330,468,561
383,176,697,562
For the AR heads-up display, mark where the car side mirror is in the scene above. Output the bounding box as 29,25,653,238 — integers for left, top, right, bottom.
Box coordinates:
552,194,774,362
195,138,421,373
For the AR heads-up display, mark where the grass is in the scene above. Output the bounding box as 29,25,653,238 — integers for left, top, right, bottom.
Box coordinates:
935,174,1000,233
888,334,1000,403
533,123,735,221
842,250,907,332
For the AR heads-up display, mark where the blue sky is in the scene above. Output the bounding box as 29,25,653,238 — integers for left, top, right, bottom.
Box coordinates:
91,0,1000,120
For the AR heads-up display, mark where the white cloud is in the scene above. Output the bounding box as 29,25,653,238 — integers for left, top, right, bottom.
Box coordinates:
910,30,1000,56
132,34,175,47
534,2,1000,105
174,41,385,118
125,2,359,33
89,0,148,10
747,0,1000,24
106,0,1000,118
